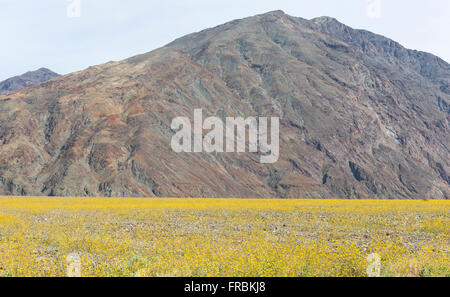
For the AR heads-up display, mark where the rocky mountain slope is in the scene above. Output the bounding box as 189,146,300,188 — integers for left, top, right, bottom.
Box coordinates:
0,11,448,198
0,68,60,95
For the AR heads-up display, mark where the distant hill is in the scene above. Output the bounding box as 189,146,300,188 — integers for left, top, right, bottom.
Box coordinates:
0,68,60,95
0,11,448,198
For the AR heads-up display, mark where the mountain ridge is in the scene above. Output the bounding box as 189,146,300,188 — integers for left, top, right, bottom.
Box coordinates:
0,11,448,198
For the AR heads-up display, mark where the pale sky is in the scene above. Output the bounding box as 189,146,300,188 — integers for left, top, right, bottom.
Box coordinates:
1,0,449,81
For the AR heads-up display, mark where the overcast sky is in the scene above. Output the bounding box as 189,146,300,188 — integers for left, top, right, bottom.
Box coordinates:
1,0,449,81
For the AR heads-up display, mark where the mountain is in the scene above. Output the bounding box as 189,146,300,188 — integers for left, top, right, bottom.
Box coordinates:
0,68,60,95
0,11,448,199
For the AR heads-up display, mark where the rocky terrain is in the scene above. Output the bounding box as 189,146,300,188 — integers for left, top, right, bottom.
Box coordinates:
0,68,60,95
0,11,448,198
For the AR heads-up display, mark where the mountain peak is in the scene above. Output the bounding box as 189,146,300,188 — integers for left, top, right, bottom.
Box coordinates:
0,68,60,95
311,16,340,24
36,67,55,73
262,10,286,16
256,10,291,22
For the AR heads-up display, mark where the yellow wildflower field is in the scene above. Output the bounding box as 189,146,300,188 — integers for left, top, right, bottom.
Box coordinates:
0,198,448,277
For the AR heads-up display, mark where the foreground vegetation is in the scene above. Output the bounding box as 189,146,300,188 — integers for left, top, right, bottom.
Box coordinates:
0,198,448,277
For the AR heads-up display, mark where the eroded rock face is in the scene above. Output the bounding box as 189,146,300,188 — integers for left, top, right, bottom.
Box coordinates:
0,68,60,95
0,11,448,198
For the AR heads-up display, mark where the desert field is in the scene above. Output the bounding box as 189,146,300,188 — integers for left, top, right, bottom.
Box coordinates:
0,198,448,277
